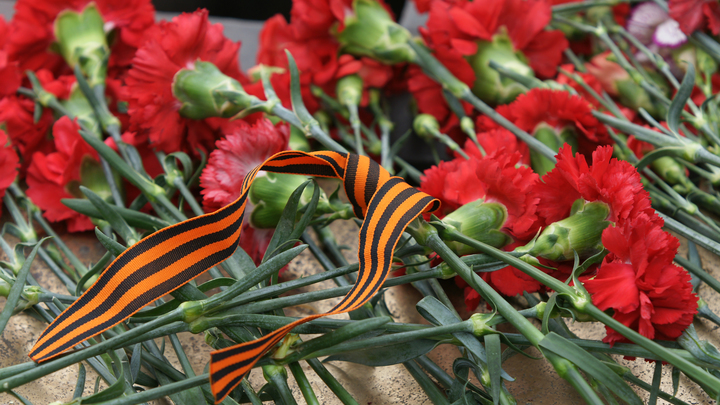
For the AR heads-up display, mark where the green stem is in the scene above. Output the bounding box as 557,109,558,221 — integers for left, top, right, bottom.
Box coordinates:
582,305,720,395
0,309,184,392
674,256,720,294
406,40,557,163
289,362,320,405
306,358,360,405
173,176,204,217
403,360,450,405
86,374,209,405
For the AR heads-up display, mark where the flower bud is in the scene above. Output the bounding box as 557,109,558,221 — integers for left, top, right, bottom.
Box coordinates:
469,312,496,337
467,32,534,105
172,61,250,120
440,201,512,255
336,0,415,64
54,3,109,87
248,173,328,229
413,114,440,142
337,74,363,107
522,199,611,261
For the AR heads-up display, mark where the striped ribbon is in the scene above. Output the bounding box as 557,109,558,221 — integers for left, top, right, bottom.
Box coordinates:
29,150,439,403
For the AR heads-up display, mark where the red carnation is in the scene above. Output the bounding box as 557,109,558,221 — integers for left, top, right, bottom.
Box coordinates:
421,0,567,79
584,216,698,344
0,16,21,97
26,117,99,232
534,145,660,230
200,118,290,265
0,129,19,211
6,0,155,74
0,69,76,168
254,9,393,111
124,9,249,155
420,143,540,241
477,88,612,157
669,0,720,35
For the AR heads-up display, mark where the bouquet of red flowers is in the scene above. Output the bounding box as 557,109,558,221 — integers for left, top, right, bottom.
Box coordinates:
1,0,720,404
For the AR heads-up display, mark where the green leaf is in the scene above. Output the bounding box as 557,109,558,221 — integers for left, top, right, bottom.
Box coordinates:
667,61,695,135
634,147,686,173
484,333,501,405
672,366,680,397
289,180,320,242
677,324,720,368
324,338,438,367
76,251,112,296
163,152,194,182
542,293,559,335
81,186,139,245
416,296,513,381
81,352,127,403
285,50,315,124
649,361,662,405
62,198,170,230
73,363,87,399
262,180,311,262
291,317,391,361
95,227,126,256
539,333,643,405
130,343,142,384
0,237,50,335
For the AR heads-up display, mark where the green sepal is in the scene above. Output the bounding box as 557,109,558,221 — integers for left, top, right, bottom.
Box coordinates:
54,3,109,87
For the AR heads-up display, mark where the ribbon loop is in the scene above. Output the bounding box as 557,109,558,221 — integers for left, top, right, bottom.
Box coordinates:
29,151,439,404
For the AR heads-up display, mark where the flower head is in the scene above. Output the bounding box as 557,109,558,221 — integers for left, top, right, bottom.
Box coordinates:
25,117,102,232
534,145,659,229
420,144,540,241
6,0,155,73
0,16,21,97
584,216,698,344
124,9,248,155
478,89,612,160
0,129,19,211
669,0,720,36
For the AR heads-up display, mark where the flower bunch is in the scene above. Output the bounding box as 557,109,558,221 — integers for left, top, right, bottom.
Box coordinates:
1,0,720,404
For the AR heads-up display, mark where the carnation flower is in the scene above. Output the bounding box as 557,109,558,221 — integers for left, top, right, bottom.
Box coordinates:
669,0,720,35
6,0,155,74
421,143,542,300
584,215,698,344
0,16,21,97
26,117,102,232
123,9,248,155
477,89,612,172
253,5,394,112
0,129,19,211
200,118,290,265
0,69,76,169
420,144,539,240
535,145,659,229
419,0,567,105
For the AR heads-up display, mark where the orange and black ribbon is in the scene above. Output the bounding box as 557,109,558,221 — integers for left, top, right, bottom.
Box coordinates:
29,151,439,403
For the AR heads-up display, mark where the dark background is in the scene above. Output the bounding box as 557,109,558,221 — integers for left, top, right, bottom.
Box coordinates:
151,0,407,21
